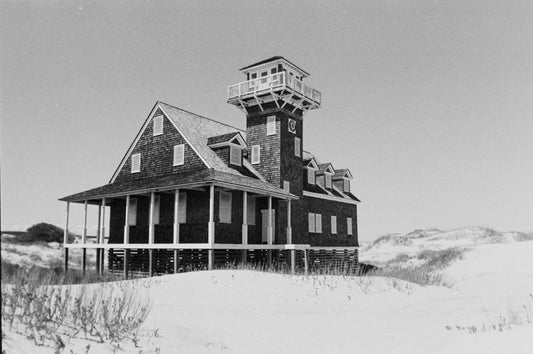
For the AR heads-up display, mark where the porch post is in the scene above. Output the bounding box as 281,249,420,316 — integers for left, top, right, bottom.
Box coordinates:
82,248,87,276
149,191,155,276
96,205,101,274
241,191,248,264
208,184,215,270
286,199,292,244
174,249,179,274
64,201,70,244
267,196,273,245
124,195,130,244
64,248,69,273
124,249,129,280
100,198,106,274
173,189,180,244
303,249,309,275
82,201,88,244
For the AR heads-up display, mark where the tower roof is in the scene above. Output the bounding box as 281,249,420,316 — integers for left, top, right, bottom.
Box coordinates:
239,56,310,77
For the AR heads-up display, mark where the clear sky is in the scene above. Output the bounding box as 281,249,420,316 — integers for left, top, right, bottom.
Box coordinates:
1,1,532,241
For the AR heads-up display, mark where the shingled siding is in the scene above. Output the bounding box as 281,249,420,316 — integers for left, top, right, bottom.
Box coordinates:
108,189,278,245
246,108,281,186
302,196,358,247
114,108,207,183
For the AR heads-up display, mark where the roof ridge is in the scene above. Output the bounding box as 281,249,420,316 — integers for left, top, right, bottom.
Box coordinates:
158,101,245,133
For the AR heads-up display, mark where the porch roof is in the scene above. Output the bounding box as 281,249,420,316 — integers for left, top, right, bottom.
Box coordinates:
60,168,296,203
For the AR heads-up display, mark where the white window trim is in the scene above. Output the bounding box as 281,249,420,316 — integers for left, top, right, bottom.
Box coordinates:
173,144,185,166
131,153,141,173
295,137,301,157
219,191,232,223
229,145,242,166
266,116,276,136
251,145,260,164
153,115,163,136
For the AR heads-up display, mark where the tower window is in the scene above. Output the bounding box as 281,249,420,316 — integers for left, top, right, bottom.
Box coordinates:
153,115,163,136
173,144,185,166
251,145,260,164
230,145,242,166
347,217,353,235
295,137,301,157
131,153,141,173
267,116,276,135
271,68,277,74
251,73,257,79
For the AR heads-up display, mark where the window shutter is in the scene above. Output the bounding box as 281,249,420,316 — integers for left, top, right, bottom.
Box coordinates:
247,196,256,225
153,195,160,225
308,213,315,233
174,144,185,166
251,145,260,164
316,214,322,233
295,137,301,157
307,169,315,184
128,198,137,226
283,181,290,192
131,154,141,173
230,145,242,166
266,116,276,135
219,192,232,223
153,115,163,136
331,216,337,235
347,217,353,235
178,192,187,223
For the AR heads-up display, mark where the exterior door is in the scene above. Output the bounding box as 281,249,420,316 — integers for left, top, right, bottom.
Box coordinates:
261,209,275,243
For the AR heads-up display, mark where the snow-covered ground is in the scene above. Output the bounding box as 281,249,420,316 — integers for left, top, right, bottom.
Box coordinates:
2,229,533,353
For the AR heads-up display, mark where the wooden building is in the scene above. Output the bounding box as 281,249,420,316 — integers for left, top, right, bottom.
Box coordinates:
60,57,361,277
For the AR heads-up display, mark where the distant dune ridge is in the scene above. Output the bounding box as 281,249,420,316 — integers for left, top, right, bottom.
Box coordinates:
360,226,533,265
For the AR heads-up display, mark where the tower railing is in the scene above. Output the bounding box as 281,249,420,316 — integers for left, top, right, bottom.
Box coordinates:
227,72,321,106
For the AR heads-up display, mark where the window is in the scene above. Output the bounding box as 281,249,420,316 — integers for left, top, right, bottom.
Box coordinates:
128,198,137,226
153,115,163,136
326,174,332,188
251,145,260,164
295,137,301,157
307,168,316,184
153,195,160,225
271,67,277,74
173,144,185,166
131,153,141,173
344,179,350,192
331,216,337,235
261,71,268,77
308,213,322,233
178,192,187,223
283,181,290,192
251,73,257,79
347,217,353,235
230,145,242,166
267,116,276,135
219,192,232,223
247,195,256,225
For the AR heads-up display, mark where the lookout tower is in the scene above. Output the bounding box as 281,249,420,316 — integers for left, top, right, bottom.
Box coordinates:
227,56,322,243
227,56,321,115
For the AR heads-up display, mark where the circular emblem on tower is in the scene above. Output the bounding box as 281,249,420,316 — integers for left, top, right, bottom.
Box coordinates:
288,118,296,134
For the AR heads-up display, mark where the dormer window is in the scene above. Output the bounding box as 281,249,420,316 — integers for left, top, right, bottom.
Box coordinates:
344,179,350,192
230,145,242,166
325,174,332,188
307,168,316,184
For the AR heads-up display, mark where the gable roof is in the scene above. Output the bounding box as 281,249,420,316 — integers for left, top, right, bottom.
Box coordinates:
239,56,310,77
333,169,354,179
207,132,240,146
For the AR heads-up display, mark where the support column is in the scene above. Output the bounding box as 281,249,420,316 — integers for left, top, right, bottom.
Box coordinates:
303,249,309,275
124,195,130,244
174,249,179,274
208,184,215,270
96,205,101,274
64,248,69,273
173,189,180,244
82,248,87,276
82,201,88,244
291,249,296,275
149,192,155,244
149,249,154,276
100,199,106,275
286,199,292,244
123,249,129,280
241,191,248,264
64,202,70,244
267,196,273,267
